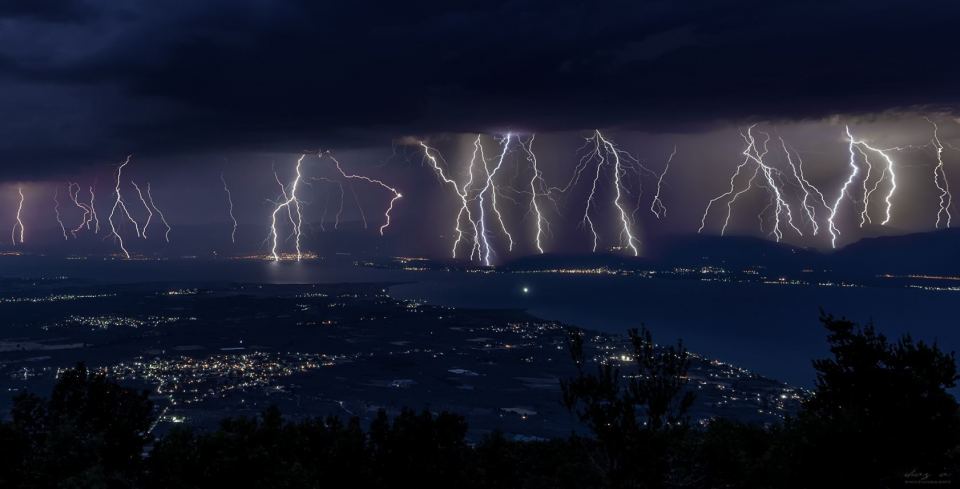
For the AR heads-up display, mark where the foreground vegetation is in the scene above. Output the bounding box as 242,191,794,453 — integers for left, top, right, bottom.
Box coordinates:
0,313,956,488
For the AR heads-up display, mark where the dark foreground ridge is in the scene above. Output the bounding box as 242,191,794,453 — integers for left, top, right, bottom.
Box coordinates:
0,313,956,488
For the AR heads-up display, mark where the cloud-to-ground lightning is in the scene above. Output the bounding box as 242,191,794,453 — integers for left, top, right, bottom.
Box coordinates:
477,134,514,265
53,186,68,240
145,183,171,243
561,130,642,255
220,172,238,243
320,151,402,236
420,139,482,260
11,186,25,245
130,181,153,239
927,118,953,228
650,146,677,219
826,127,863,248
518,135,549,254
268,154,305,261
780,138,828,235
699,126,803,242
107,156,143,258
67,182,98,237
846,127,898,227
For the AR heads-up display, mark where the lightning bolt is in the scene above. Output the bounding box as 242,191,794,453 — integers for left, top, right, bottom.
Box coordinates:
268,154,305,261
743,128,803,242
220,172,238,243
130,181,153,239
780,138,828,235
320,151,403,236
53,186,68,240
420,140,482,260
699,126,802,242
145,183,171,243
477,134,514,265
87,185,100,234
107,155,142,258
927,118,953,228
826,127,862,248
650,145,677,219
563,131,643,254
847,127,898,228
11,186,24,245
67,183,95,237
519,135,548,254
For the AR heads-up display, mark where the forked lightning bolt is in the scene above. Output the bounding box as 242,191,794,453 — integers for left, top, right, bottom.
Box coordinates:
11,186,25,245
320,151,402,236
53,186,68,240
420,139,482,260
268,154,305,261
146,183,171,243
518,135,549,254
927,118,953,228
650,146,677,219
107,155,142,258
220,172,238,243
130,181,153,239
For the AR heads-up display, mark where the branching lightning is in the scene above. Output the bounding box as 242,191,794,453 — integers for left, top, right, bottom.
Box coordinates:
320,151,402,236
699,126,804,242
53,186,68,240
11,186,25,245
927,118,953,228
220,172,238,243
268,154,305,261
107,155,142,258
477,134,514,265
826,127,862,248
518,135,549,254
561,130,642,255
130,181,153,239
650,146,677,219
420,139,482,260
145,183,171,243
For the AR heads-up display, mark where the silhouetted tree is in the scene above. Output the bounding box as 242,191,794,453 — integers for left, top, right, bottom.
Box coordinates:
561,326,695,488
786,312,960,487
8,363,154,488
368,408,473,489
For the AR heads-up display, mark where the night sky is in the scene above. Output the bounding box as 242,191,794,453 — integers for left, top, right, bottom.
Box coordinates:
1,1,959,258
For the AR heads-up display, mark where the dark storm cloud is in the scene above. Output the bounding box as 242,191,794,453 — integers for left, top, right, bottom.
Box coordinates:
1,0,958,177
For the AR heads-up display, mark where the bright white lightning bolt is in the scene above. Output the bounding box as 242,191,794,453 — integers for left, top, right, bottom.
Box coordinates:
11,186,25,245
145,183,171,243
571,130,640,255
220,172,238,243
268,154,305,261
827,127,862,248
68,183,95,237
107,156,146,258
846,127,898,228
420,140,482,260
650,146,677,219
780,138,828,235
130,181,153,239
699,127,802,242
743,128,803,242
320,151,402,236
53,186,67,240
477,134,514,265
519,135,547,254
927,118,953,228
87,185,99,234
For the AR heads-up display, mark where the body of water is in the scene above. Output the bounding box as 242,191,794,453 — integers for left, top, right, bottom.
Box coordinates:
2,256,957,387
